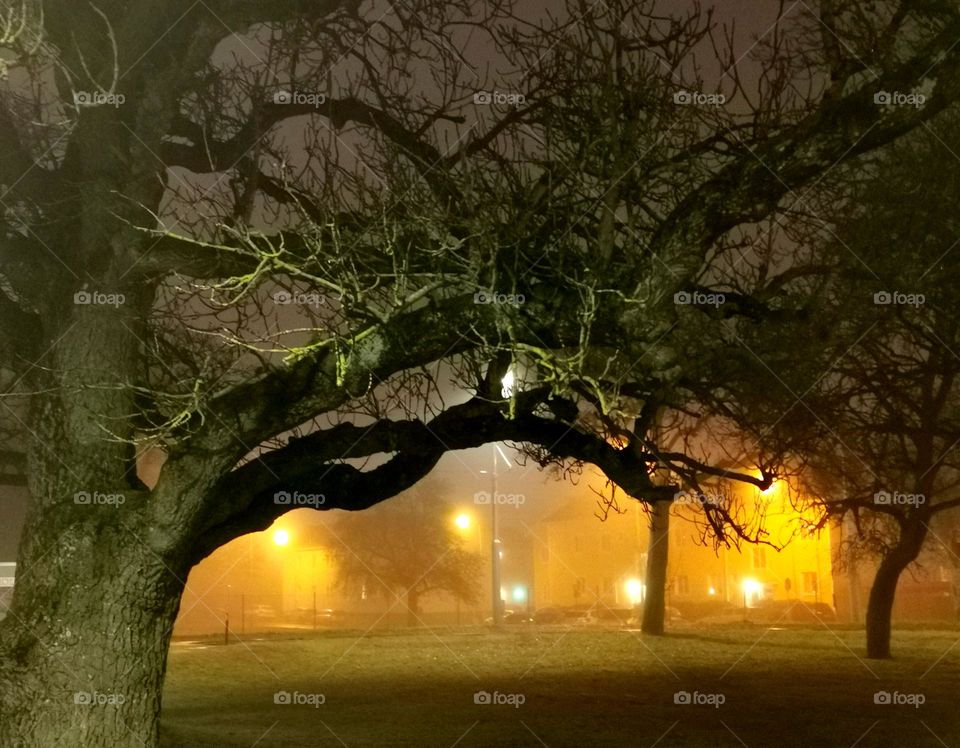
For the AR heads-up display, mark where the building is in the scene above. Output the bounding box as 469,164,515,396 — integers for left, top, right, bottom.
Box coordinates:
533,479,834,616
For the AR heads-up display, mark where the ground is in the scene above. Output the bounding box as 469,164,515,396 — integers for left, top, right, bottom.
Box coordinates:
160,624,960,747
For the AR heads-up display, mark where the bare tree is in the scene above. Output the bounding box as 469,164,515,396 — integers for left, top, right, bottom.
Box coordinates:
1,1,959,744
330,485,481,626
765,114,960,658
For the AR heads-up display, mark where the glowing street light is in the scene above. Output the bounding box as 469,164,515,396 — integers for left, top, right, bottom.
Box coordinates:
501,368,516,398
625,577,644,606
272,529,290,547
742,577,762,607
454,513,472,531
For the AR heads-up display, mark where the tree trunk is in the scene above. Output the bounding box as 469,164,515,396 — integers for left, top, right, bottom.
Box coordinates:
865,521,927,659
641,500,670,635
405,588,421,627
0,509,188,747
0,309,192,746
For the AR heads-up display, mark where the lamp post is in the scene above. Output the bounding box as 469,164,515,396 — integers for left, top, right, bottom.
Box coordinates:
483,370,514,627
490,443,503,626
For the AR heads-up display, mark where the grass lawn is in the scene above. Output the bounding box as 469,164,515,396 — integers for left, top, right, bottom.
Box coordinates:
160,624,960,747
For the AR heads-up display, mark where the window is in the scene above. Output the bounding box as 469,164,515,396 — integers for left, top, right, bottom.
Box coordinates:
802,572,818,594
752,546,767,569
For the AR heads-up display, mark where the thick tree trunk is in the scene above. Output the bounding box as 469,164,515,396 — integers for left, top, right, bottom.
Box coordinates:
641,500,670,635
0,304,192,747
865,521,927,659
0,511,188,747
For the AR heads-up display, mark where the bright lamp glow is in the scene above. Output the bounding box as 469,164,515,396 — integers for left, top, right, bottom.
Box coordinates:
512,585,526,602
501,369,515,397
272,529,290,547
625,577,644,605
454,513,471,530
742,578,762,603
708,586,716,596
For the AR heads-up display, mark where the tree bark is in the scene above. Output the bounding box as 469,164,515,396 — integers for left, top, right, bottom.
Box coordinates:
641,500,670,635
0,304,191,747
0,510,188,747
865,521,927,659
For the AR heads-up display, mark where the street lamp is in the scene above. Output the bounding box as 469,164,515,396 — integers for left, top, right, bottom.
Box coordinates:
454,513,472,531
272,529,290,547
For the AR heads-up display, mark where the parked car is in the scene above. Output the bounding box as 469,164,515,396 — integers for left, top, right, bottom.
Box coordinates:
563,607,598,625
290,607,345,626
248,604,276,620
533,606,566,624
594,607,633,625
503,610,533,624
626,606,683,627
483,609,533,625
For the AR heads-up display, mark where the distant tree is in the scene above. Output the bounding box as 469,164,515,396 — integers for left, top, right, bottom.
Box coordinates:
329,487,481,626
752,113,960,658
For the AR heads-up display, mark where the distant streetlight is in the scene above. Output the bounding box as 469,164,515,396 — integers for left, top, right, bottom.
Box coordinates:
625,577,644,606
454,513,472,531
742,577,762,607
272,529,290,547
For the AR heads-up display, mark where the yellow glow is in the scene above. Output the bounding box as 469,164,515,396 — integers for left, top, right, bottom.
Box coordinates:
753,469,777,495
272,529,290,547
742,578,762,598
454,513,472,530
625,577,644,605
708,586,716,596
